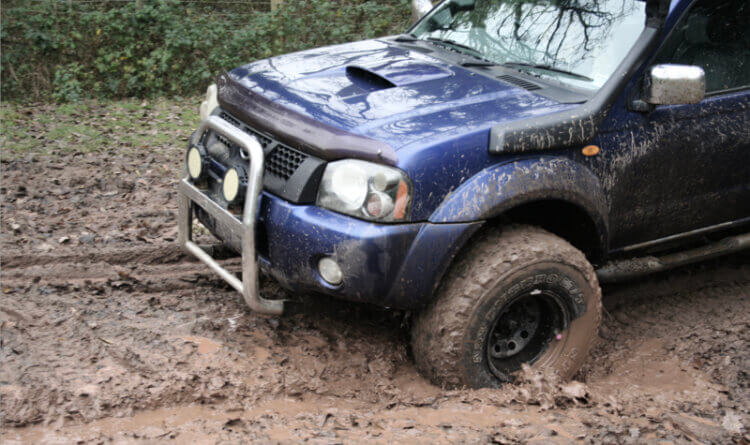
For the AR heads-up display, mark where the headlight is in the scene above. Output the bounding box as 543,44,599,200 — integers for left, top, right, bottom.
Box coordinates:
199,84,218,121
317,160,412,222
186,145,207,180
222,166,246,204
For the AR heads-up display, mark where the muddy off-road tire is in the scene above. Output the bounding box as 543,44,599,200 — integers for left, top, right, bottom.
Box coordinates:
411,225,602,389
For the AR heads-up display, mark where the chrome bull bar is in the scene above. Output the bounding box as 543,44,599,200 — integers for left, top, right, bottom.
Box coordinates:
177,116,284,315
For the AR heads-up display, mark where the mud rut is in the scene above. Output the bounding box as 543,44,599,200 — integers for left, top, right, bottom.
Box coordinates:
1,152,748,444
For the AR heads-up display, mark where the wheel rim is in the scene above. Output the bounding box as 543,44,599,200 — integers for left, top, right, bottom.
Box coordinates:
486,289,569,381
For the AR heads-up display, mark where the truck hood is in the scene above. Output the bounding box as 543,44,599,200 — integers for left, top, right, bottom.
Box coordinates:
228,38,574,155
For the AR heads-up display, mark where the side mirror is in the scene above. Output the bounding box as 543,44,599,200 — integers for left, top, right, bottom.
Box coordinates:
644,64,705,105
411,0,432,25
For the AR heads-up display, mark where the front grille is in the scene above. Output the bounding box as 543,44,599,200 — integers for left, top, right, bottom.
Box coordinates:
219,110,242,128
217,110,307,179
215,134,233,149
206,109,326,204
219,111,273,149
266,146,307,180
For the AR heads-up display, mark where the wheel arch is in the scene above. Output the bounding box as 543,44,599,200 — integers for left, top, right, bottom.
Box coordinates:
429,156,609,263
499,199,605,263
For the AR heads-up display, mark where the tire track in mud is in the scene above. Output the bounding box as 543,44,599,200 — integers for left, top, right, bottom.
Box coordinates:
1,242,263,428
2,244,190,268
1,244,243,291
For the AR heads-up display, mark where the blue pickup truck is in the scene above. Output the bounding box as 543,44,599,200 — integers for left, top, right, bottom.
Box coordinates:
178,0,749,388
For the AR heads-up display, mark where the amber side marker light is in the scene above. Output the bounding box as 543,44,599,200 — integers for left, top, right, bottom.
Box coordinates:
582,145,600,157
393,180,409,220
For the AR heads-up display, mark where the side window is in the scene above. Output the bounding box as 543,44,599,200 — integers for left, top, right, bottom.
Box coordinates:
653,0,749,94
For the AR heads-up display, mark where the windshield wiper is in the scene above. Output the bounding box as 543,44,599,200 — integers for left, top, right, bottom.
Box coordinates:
422,37,497,66
426,37,483,57
501,62,593,81
461,60,497,67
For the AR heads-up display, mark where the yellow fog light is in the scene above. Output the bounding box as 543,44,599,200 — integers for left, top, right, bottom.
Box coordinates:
222,167,244,203
186,146,206,180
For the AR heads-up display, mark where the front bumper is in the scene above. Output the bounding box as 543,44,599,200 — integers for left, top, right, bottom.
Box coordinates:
194,190,479,310
179,117,480,313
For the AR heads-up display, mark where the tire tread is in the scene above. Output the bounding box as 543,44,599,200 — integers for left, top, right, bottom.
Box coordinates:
411,225,602,388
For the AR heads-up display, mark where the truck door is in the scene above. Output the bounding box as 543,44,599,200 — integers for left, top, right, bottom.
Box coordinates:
600,0,750,249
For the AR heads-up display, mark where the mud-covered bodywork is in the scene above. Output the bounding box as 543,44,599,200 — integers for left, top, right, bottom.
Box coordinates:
429,157,608,238
183,0,749,310
220,42,579,220
196,189,481,309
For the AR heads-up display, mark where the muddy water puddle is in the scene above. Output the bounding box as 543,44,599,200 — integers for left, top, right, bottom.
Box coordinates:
4,405,225,444
590,338,715,396
4,398,566,444
4,397,368,444
180,336,223,355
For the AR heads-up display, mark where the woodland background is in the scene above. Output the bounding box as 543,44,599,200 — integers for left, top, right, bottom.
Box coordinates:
1,0,411,102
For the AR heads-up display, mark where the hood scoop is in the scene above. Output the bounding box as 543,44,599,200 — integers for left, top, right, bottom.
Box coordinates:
346,66,396,92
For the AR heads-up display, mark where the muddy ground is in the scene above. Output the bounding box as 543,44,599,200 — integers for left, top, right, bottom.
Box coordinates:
1,102,749,444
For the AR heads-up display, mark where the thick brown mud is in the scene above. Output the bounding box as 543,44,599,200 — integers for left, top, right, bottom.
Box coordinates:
1,150,749,444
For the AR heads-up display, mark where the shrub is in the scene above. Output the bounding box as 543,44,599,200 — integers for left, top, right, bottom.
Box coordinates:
1,0,410,102
52,62,86,102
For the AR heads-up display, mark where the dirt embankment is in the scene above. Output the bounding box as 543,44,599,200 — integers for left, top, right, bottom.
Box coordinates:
1,148,749,443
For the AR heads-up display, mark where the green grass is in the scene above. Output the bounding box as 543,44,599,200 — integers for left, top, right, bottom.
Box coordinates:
1,98,202,160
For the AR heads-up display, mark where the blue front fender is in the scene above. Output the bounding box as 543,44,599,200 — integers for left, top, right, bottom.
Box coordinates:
429,156,609,249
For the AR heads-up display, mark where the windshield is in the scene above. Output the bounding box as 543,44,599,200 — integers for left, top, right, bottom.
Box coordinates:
411,0,647,90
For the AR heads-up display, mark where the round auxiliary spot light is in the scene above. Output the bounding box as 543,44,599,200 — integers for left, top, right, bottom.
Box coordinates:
318,257,343,285
222,167,245,203
186,146,207,180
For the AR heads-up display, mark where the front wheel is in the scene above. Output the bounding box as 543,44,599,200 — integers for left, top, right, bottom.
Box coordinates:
411,225,602,388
